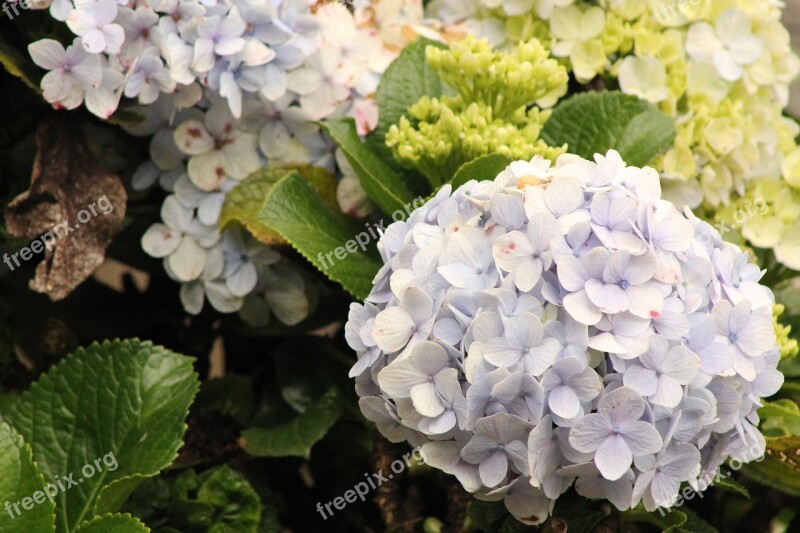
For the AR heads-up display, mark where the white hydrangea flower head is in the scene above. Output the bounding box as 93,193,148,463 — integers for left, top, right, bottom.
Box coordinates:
347,150,783,523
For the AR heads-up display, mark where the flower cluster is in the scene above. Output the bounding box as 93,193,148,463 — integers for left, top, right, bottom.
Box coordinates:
45,0,440,320
386,36,568,185
425,0,800,269
347,150,783,523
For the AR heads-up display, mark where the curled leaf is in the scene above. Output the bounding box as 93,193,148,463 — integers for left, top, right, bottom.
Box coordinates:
4,116,127,300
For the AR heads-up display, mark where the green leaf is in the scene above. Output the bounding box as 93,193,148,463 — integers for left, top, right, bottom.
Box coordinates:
465,499,509,532
713,477,750,499
5,340,199,532
622,507,688,531
219,165,338,245
240,388,342,459
0,422,55,533
321,118,416,216
0,35,41,93
758,399,800,436
197,467,261,532
105,111,146,128
743,436,800,497
72,514,148,533
373,37,446,142
256,171,382,300
540,91,676,167
450,154,512,190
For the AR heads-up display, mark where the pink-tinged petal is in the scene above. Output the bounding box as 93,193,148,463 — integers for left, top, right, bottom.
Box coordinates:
563,291,602,326
373,307,414,353
569,413,612,452
188,151,227,191
84,86,119,119
174,120,214,156
141,223,181,257
595,435,632,481
625,283,664,319
192,38,216,73
215,36,245,56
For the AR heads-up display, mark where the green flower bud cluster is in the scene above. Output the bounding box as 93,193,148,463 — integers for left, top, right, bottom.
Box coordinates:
387,97,564,186
774,304,798,361
426,35,568,119
386,37,568,186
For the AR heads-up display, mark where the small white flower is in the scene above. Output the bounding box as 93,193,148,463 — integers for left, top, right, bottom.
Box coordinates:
686,9,765,82
66,0,125,55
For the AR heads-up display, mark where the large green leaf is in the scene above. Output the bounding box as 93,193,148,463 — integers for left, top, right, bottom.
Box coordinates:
321,119,416,216
240,388,342,459
5,340,199,532
373,37,446,144
742,436,800,497
256,171,382,300
0,422,55,533
218,165,338,245
540,91,676,167
450,154,512,190
72,514,148,532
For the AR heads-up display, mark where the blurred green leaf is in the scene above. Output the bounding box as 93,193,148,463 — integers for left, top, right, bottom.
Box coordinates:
240,388,342,459
743,436,800,497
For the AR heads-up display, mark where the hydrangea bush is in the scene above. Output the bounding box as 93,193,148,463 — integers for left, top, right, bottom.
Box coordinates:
2,0,800,530
347,150,783,522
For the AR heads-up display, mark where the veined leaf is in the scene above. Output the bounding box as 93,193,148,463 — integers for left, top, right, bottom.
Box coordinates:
256,171,382,300
0,422,55,533
541,91,676,167
72,514,148,533
5,340,199,532
321,119,416,216
240,388,342,459
219,165,338,245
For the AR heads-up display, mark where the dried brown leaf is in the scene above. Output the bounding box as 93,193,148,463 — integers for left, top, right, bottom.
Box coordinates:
4,116,127,300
